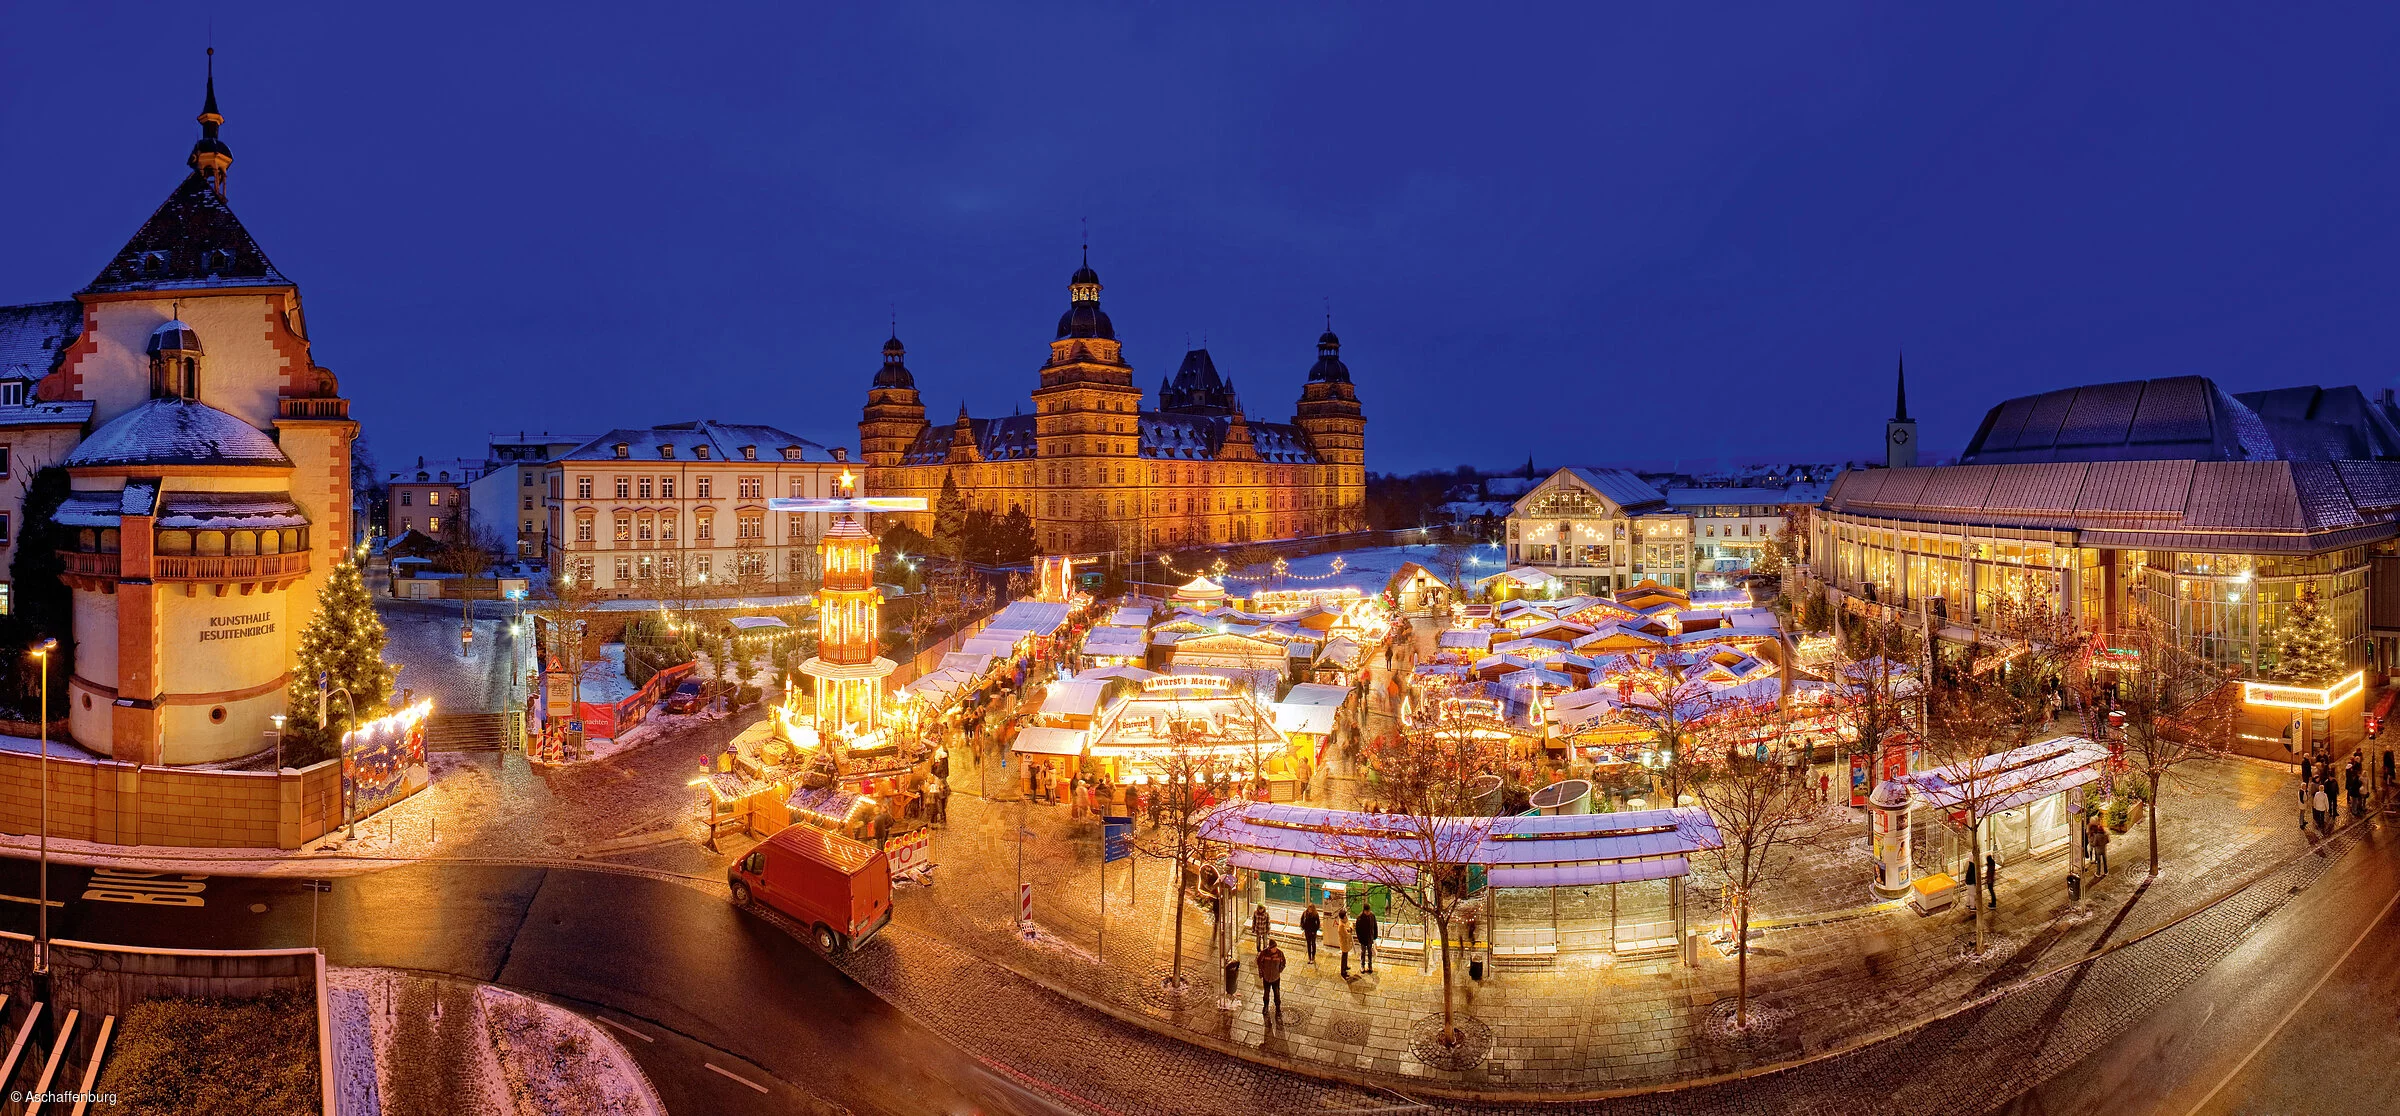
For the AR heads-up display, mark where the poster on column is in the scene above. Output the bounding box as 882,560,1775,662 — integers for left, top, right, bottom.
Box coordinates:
343,700,433,816
1849,751,1869,808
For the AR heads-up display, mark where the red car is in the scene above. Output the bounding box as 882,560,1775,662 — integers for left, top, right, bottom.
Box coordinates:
666,681,704,714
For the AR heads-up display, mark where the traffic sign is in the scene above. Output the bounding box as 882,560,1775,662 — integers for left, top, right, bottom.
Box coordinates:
1018,882,1033,922
1102,816,1133,863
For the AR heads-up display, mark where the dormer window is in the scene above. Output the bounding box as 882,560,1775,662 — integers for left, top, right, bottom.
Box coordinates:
614,442,631,459
0,383,22,407
695,446,711,460
741,446,757,461
782,447,802,461
660,444,675,459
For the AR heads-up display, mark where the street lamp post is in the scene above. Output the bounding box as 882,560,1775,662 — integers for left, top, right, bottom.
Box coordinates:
31,638,56,975
270,713,287,772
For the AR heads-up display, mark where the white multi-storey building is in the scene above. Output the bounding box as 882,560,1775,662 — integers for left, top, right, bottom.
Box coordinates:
545,422,853,598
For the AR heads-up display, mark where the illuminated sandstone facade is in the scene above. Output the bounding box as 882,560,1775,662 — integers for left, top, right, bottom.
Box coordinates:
860,258,1366,557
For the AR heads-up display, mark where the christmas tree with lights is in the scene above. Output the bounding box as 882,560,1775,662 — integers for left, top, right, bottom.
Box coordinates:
283,561,399,764
2271,580,2345,685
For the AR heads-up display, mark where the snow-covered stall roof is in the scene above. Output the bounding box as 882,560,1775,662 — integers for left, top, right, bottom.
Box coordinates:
989,600,1072,638
1081,625,1148,659
1271,682,1349,736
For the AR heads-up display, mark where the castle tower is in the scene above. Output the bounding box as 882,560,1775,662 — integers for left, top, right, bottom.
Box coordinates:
1293,324,1367,532
858,332,927,479
799,471,897,737
1886,355,1917,468
1031,252,1143,553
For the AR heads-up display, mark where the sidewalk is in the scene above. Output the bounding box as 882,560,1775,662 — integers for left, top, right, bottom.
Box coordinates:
880,608,2319,1092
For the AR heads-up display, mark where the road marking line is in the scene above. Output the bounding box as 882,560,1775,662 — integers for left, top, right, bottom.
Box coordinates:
594,1016,653,1043
703,1063,769,1093
2184,879,2400,1115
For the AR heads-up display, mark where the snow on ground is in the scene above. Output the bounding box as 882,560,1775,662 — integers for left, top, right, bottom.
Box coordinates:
327,967,664,1116
0,734,105,760
583,644,640,704
1223,543,1508,594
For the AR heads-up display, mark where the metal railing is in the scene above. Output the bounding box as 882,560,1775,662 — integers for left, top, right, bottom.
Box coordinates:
276,397,350,419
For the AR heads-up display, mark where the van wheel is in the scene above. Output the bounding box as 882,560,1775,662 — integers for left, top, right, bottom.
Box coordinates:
814,924,843,956
729,881,751,908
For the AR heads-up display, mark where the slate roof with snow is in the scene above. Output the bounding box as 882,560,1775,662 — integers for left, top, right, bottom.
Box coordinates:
84,173,291,294
63,398,289,468
560,421,828,463
0,301,83,383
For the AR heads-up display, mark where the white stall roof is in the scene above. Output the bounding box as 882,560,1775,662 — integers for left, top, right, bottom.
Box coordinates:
1271,683,1350,736
1012,727,1089,756
1081,626,1149,659
989,601,1072,637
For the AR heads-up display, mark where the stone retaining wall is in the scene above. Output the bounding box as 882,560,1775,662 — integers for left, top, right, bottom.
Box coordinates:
0,749,390,849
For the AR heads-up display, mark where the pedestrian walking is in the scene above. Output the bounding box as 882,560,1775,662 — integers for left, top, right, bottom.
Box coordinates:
2314,783,2332,833
1299,901,1322,964
2091,820,2110,877
1257,941,1287,1024
1252,903,1272,953
1331,903,1355,979
932,778,951,826
2384,748,2396,800
1984,854,2000,910
1356,907,1379,973
1462,898,1481,956
872,806,894,850
1819,772,1831,805
931,746,950,782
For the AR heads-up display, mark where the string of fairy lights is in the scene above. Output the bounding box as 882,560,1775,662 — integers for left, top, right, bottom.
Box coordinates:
1156,553,1352,584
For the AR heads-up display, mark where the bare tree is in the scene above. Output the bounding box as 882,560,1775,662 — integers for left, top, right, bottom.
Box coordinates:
1916,658,2021,953
1129,719,1213,992
1829,613,1919,800
1682,700,1841,1027
531,562,608,761
1324,704,1506,1048
2109,611,2240,875
1611,650,1722,802
1426,538,1477,600
1979,582,2088,750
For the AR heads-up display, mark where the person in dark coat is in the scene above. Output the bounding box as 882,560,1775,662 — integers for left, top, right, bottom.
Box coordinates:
1355,908,1379,973
1257,941,1286,1023
1984,854,2000,910
1299,902,1323,963
2384,748,2396,800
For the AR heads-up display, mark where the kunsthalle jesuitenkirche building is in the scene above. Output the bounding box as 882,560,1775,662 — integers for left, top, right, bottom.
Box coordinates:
1812,376,2400,752
0,67,354,765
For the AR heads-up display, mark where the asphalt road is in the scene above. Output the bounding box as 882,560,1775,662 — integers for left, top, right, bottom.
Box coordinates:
0,857,1071,1116
1999,819,2400,1116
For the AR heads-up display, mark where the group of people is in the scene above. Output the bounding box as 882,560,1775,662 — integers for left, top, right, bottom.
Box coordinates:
2299,746,2392,835
1238,897,1384,1025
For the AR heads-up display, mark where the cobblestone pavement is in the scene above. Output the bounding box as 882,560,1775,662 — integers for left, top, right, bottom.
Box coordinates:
869,609,2317,1095
842,811,2389,1113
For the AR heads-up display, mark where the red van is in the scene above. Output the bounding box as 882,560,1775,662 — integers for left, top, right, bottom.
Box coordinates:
729,825,893,955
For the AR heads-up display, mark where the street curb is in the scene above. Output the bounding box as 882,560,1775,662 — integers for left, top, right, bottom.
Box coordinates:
888,811,2388,1105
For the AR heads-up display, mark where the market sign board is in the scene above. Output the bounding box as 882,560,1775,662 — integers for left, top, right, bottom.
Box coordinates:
2241,670,2365,711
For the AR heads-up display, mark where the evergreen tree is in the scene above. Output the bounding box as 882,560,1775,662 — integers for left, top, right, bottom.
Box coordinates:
929,472,970,561
3,466,74,715
960,507,998,565
2272,581,2344,684
283,562,398,766
996,505,1039,563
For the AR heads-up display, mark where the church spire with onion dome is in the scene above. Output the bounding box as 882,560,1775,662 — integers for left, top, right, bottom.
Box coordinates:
188,49,232,196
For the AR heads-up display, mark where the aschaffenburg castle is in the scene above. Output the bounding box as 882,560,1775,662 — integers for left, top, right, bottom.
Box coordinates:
858,257,1367,556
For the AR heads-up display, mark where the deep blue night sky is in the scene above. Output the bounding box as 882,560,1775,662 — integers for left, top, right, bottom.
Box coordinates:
6,4,2400,476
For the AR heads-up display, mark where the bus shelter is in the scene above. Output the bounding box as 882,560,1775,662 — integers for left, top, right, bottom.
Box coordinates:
1198,802,1721,964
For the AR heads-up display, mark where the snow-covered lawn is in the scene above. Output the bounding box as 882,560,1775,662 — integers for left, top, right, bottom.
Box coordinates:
328,967,664,1116
1222,543,1509,593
